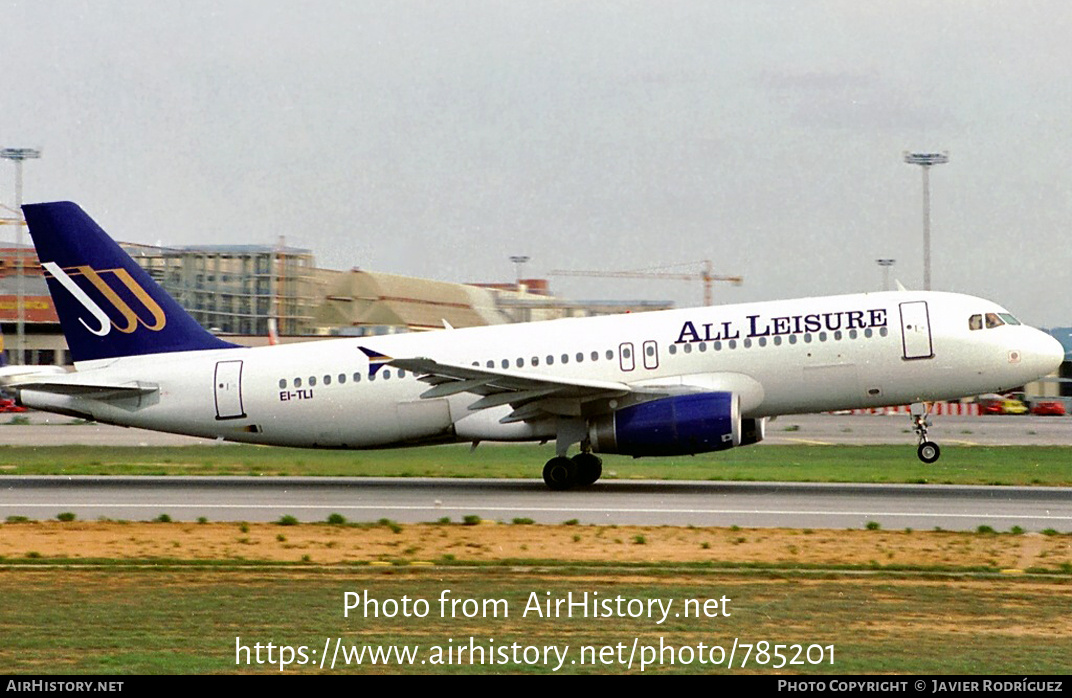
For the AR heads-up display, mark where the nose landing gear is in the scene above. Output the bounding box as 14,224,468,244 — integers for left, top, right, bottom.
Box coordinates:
910,402,941,464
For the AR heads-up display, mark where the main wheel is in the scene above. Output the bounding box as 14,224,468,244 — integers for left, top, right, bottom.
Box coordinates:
543,456,577,490
917,441,941,464
572,453,603,486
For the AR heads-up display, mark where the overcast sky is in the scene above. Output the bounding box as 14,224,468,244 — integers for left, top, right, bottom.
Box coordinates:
3,1,1070,326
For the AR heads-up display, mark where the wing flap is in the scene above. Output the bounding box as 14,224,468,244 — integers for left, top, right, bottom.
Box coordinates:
392,357,632,394
420,377,495,398
467,388,559,411
389,356,637,421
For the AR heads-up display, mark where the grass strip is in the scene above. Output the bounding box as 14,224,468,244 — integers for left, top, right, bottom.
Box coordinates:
0,566,1067,674
2,443,1071,485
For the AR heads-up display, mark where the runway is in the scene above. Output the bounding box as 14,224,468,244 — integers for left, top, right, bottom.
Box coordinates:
1,412,1069,530
2,476,1069,531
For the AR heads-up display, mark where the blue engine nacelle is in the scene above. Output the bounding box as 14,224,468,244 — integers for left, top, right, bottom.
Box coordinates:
587,392,742,457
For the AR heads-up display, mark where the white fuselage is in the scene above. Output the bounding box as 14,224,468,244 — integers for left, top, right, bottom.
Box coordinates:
19,290,1064,449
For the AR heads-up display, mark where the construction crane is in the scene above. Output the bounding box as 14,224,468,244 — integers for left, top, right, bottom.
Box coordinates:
549,260,742,306
0,202,22,223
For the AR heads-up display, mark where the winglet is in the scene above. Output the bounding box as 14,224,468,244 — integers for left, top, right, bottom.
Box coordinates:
358,346,393,376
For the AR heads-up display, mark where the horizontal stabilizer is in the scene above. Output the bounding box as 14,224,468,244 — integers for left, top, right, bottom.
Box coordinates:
10,377,158,401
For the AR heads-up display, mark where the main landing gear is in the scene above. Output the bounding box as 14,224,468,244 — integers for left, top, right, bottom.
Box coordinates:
543,452,603,491
910,402,941,464
542,419,603,490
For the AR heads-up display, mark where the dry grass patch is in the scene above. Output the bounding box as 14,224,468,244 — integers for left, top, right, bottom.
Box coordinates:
0,521,1068,571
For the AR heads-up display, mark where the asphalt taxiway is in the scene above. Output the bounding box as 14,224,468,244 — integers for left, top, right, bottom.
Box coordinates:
2,411,1069,446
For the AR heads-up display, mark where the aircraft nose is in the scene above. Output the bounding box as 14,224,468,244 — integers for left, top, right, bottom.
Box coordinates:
1031,331,1065,376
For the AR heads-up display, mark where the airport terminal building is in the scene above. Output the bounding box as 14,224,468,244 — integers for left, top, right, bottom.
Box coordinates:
0,242,670,365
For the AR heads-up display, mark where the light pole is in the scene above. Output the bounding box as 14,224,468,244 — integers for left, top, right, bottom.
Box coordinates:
876,258,896,291
509,255,530,292
903,151,948,291
1,147,42,365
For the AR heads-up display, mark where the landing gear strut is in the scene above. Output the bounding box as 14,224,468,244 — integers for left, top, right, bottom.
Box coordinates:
910,402,941,464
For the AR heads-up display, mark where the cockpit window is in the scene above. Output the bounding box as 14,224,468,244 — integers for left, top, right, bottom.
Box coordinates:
971,311,1020,331
998,313,1021,325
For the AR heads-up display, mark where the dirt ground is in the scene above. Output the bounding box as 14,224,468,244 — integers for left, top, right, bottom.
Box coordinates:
1,521,1070,571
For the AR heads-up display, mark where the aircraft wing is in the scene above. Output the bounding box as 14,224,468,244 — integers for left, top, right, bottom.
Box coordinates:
388,355,767,422
387,356,650,423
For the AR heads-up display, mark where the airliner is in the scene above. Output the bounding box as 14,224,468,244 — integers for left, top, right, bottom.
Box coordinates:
5,202,1065,489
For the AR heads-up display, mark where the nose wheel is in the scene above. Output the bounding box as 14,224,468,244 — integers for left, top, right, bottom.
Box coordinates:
910,403,941,463
917,440,941,464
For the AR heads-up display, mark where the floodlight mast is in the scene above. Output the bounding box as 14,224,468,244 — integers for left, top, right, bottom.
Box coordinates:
1,147,42,365
509,255,530,292
903,151,948,291
876,258,896,292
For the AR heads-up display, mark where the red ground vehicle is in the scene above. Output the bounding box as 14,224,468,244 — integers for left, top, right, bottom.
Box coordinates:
1030,400,1067,416
0,398,28,413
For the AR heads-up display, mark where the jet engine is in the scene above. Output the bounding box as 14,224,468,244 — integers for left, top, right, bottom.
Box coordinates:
739,416,766,446
587,392,742,457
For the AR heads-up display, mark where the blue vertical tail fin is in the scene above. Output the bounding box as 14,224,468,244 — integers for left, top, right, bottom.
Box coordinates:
23,201,237,363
